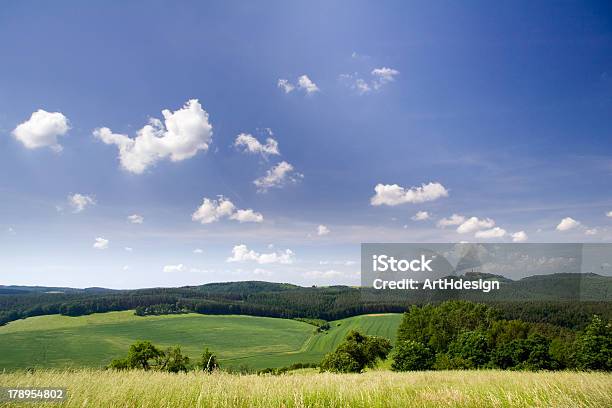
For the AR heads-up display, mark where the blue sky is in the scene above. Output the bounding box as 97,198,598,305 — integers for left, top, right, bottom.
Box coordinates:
1,1,611,288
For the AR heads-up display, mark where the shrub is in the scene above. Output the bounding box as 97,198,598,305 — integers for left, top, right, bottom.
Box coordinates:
391,340,434,371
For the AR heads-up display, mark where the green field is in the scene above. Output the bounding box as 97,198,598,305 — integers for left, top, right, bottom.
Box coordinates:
1,369,610,407
0,311,402,371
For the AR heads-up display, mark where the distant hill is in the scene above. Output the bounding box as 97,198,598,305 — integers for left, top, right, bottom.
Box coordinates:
1,273,610,329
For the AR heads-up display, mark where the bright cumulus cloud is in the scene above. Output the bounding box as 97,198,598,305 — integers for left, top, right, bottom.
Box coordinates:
227,244,295,264
457,217,495,234
412,211,430,221
127,214,144,224
474,227,506,239
163,264,184,273
556,217,580,231
370,182,448,206
512,231,528,242
192,196,263,224
234,133,279,156
277,79,295,93
68,193,95,213
254,161,302,192
317,225,330,236
94,99,212,174
93,237,109,250
12,109,70,151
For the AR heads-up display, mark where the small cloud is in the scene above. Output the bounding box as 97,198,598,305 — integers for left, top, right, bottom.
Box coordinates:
371,67,400,89
93,237,109,250
12,109,70,152
437,214,466,228
7,227,16,235
277,79,295,94
411,211,430,221
474,227,506,239
371,182,448,206
607,211,612,218
556,217,580,231
278,75,320,95
127,214,144,224
317,224,330,236
68,193,95,213
511,231,528,242
230,209,264,223
457,217,495,234
234,132,280,156
585,228,598,236
192,196,263,224
254,161,303,192
124,247,133,252
193,248,204,254
227,244,295,264
297,75,320,94
163,264,184,273
122,265,130,271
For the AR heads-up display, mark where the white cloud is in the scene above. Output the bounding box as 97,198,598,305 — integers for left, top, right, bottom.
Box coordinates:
370,182,448,206
277,79,295,93
7,227,16,235
234,133,279,156
354,78,371,94
192,196,263,224
371,67,400,89
122,265,130,271
585,228,598,236
297,75,319,94
511,231,528,242
124,247,133,252
317,225,330,236
163,264,184,273
254,161,303,192
93,237,109,250
457,217,495,234
94,99,212,174
556,217,580,231
193,248,203,254
607,211,612,218
227,244,295,264
474,227,506,239
230,209,264,223
411,211,430,221
68,193,95,213
12,109,70,152
437,214,466,227
127,214,144,224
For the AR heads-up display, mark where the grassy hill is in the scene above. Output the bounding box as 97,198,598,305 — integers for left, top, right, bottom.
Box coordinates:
0,311,402,371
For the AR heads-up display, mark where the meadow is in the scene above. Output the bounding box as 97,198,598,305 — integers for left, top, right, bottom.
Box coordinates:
0,311,402,370
0,369,610,407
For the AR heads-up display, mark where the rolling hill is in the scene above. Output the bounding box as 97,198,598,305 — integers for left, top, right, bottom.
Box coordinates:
0,311,403,371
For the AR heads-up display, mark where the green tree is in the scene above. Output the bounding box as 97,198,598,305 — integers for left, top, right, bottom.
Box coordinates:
125,340,164,370
159,346,190,373
391,340,434,371
199,347,219,373
575,315,612,371
447,330,490,368
320,330,392,373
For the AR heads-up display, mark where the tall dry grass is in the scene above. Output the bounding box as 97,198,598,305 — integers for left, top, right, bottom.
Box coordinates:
0,369,610,407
